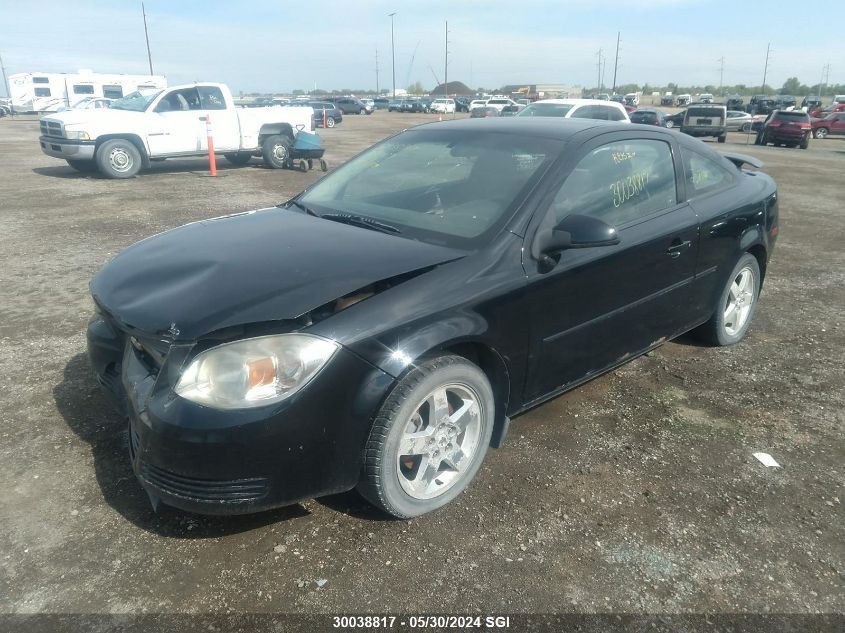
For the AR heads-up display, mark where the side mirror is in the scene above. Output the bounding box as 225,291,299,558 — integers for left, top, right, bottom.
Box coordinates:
540,214,620,255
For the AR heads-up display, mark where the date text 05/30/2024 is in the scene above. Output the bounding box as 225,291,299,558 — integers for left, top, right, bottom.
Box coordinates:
332,615,511,629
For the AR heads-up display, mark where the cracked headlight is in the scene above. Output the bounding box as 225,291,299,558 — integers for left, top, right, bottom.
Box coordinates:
175,334,338,410
64,130,90,140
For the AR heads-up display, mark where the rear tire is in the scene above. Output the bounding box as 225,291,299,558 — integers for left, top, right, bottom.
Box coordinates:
66,159,97,172
223,152,252,166
357,355,495,518
741,122,752,132
694,253,761,346
814,127,828,139
326,117,335,128
261,134,292,169
95,139,142,179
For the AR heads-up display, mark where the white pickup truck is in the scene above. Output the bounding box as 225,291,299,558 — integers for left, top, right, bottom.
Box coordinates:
38,82,314,178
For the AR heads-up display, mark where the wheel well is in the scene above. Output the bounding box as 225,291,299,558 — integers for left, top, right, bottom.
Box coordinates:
258,123,294,145
95,134,149,167
747,244,767,284
441,342,511,448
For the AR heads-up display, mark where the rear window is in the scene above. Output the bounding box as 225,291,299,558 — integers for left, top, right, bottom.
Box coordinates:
774,111,809,121
630,111,657,123
517,103,573,117
687,107,723,118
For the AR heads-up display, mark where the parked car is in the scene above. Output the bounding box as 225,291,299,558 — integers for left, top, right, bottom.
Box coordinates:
801,96,821,110
374,97,391,110
57,97,113,111
454,98,471,112
746,95,776,116
681,104,728,142
485,98,517,113
698,93,714,104
811,112,845,139
398,98,426,113
610,94,625,103
660,93,676,106
664,110,685,128
38,82,313,178
470,105,499,118
755,110,811,149
334,97,372,115
775,95,797,109
595,93,610,101
725,110,754,132
517,99,630,122
726,95,744,110
430,98,456,114
809,102,845,118
676,94,691,106
387,99,403,112
360,98,375,111
308,101,343,128
87,117,778,518
468,99,488,112
629,108,669,126
624,93,639,106
500,104,526,117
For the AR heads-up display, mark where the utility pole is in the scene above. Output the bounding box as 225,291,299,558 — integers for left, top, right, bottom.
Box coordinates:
142,2,154,75
761,42,771,94
444,20,449,97
819,63,830,100
718,56,725,95
0,51,10,102
388,12,396,99
611,31,620,94
596,48,603,91
375,48,379,94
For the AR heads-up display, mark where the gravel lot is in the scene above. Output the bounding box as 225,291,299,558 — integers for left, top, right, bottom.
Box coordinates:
0,112,843,626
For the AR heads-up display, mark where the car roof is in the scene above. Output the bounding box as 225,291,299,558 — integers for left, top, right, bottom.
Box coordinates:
533,98,623,107
416,117,635,140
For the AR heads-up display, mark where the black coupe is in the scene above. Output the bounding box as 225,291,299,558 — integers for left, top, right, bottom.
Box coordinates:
88,119,779,518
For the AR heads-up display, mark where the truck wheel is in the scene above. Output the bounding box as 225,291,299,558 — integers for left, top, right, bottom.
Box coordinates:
319,159,328,172
357,355,495,518
223,152,252,166
66,159,97,172
96,139,142,179
261,134,292,169
326,117,335,128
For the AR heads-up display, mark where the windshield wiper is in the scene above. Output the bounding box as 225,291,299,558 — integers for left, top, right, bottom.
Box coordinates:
320,213,401,235
283,199,319,216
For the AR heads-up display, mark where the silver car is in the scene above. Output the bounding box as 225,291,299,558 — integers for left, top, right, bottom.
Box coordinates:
726,110,753,132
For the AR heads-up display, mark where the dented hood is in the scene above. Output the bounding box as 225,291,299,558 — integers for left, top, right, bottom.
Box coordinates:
90,208,463,340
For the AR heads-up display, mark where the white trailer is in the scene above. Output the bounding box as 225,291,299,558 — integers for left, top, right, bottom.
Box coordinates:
8,70,166,113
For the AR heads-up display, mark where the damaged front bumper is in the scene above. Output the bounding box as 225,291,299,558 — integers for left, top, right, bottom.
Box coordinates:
86,311,395,514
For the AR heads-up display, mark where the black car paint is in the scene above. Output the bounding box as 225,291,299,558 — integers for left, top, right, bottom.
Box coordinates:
88,119,778,514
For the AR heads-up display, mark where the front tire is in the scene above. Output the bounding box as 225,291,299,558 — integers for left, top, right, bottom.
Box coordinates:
357,355,495,518
261,134,292,169
814,127,828,139
95,139,142,179
800,135,809,150
694,253,761,346
326,117,335,128
717,134,727,143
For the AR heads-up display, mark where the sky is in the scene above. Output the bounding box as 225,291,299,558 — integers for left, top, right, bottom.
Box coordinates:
0,0,841,95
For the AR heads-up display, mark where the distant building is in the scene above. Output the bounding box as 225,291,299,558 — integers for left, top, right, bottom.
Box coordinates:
430,81,474,96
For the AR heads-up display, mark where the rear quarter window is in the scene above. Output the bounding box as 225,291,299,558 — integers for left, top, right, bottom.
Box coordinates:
682,148,736,198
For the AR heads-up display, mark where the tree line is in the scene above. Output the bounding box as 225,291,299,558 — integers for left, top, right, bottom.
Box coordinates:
584,77,843,97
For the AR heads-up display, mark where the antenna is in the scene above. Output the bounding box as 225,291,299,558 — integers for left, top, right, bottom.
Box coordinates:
142,2,154,75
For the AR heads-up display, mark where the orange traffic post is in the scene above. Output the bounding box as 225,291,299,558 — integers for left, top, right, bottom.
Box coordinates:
205,114,217,177
322,109,327,128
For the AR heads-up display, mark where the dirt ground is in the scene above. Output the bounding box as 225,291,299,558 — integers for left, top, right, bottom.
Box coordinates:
0,111,843,627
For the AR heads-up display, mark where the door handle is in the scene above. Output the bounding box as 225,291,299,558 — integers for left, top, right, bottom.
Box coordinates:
666,240,692,258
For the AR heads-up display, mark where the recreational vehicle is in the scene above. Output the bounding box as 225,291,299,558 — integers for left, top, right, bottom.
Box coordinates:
8,70,166,113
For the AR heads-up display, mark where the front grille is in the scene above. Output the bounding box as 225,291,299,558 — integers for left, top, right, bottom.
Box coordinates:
139,461,269,503
40,119,63,138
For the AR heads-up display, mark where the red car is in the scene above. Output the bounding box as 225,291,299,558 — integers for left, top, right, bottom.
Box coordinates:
812,112,845,139
755,110,812,149
808,102,845,118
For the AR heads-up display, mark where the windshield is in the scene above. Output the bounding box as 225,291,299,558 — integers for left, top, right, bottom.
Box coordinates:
110,90,162,112
517,103,574,117
298,129,562,249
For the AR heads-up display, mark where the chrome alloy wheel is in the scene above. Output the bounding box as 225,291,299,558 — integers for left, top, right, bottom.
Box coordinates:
272,143,288,162
724,266,755,336
109,147,134,173
397,383,483,500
